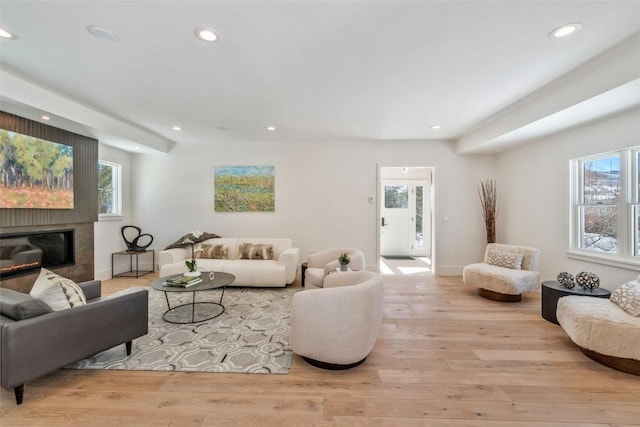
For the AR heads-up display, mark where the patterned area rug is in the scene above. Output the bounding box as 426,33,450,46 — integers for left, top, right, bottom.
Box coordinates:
68,286,298,374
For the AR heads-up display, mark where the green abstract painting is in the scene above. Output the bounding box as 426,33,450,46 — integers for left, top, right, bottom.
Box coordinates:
214,165,275,212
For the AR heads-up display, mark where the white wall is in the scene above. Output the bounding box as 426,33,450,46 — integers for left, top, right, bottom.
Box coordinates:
94,144,133,280
496,107,640,289
129,138,495,274
98,108,640,286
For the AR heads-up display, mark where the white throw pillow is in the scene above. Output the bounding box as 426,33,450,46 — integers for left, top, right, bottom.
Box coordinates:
486,250,523,269
610,281,640,317
30,268,87,311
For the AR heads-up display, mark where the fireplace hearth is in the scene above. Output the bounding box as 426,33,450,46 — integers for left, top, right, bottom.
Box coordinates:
0,229,75,279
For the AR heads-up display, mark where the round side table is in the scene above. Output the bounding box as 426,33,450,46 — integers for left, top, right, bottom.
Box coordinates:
541,280,611,325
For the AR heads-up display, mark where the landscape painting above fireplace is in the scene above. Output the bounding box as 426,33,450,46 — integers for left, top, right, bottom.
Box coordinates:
0,128,74,209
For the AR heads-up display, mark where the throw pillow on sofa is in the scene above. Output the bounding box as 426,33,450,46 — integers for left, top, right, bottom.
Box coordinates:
197,244,228,259
487,250,523,269
30,268,87,311
0,288,52,320
610,281,640,317
238,243,274,260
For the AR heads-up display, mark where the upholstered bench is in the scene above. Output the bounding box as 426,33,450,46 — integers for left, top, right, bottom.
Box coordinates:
557,292,640,376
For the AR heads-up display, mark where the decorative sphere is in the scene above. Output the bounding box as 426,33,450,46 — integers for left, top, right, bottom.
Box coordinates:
557,272,575,288
575,271,600,290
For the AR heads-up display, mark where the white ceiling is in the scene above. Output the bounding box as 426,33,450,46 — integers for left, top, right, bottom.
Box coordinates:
1,1,640,154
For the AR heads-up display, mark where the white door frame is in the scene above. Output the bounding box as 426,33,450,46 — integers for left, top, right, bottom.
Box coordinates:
376,165,436,273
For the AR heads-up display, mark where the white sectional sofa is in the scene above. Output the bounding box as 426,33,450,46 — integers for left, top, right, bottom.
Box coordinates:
158,237,299,287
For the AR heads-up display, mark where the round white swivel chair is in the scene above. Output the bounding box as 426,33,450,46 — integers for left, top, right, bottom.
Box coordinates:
290,271,384,369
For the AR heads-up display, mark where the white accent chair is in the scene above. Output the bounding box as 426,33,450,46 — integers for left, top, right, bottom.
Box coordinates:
463,243,541,302
290,271,384,369
304,248,365,290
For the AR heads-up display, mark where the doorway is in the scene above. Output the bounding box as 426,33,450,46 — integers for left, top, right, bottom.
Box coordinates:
378,166,433,275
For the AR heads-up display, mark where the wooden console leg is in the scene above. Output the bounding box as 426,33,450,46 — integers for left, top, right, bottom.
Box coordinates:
126,341,132,356
14,384,24,405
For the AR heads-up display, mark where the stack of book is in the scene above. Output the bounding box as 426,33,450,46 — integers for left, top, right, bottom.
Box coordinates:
163,275,202,288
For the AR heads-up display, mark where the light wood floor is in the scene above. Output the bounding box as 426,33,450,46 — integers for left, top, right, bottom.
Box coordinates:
1,273,639,426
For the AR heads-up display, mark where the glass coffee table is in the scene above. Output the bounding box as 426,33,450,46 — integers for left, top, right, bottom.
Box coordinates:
151,271,235,324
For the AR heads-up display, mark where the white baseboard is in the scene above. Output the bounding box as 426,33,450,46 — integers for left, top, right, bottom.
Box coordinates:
435,265,464,276
95,269,112,281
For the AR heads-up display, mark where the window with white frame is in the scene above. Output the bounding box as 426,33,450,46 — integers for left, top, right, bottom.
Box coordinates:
98,160,122,218
570,147,639,267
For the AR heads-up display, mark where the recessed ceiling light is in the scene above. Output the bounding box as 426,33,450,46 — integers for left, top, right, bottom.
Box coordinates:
41,115,50,121
194,27,218,42
266,126,276,131
0,28,17,39
550,22,582,38
430,124,441,129
87,25,119,42
172,126,182,131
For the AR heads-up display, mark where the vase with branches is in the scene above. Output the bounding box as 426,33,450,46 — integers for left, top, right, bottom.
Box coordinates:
478,179,500,244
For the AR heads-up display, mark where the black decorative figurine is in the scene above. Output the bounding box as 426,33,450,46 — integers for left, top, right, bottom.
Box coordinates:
121,225,153,251
557,272,575,289
575,271,600,290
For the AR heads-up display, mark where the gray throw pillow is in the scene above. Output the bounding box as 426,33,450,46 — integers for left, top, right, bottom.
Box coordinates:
0,288,53,320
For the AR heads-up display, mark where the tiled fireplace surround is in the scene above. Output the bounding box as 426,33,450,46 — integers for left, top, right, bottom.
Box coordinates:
0,223,94,294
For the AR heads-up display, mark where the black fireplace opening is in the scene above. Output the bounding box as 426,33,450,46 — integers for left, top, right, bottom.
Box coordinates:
0,229,75,279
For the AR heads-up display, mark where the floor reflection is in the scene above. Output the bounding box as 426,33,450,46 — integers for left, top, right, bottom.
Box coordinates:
379,256,432,275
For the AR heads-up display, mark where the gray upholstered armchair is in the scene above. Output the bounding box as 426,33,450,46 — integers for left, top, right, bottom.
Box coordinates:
0,280,148,405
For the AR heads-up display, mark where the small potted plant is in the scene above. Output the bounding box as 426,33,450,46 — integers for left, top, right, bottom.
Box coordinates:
183,231,203,276
338,252,350,272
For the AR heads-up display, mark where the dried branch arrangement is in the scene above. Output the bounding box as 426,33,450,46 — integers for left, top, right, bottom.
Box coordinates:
478,179,500,244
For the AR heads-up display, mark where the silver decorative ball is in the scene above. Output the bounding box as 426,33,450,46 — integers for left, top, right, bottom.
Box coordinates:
575,271,600,290
557,272,575,288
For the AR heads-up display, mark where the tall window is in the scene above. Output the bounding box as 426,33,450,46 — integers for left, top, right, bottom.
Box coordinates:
98,160,122,217
571,148,639,266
